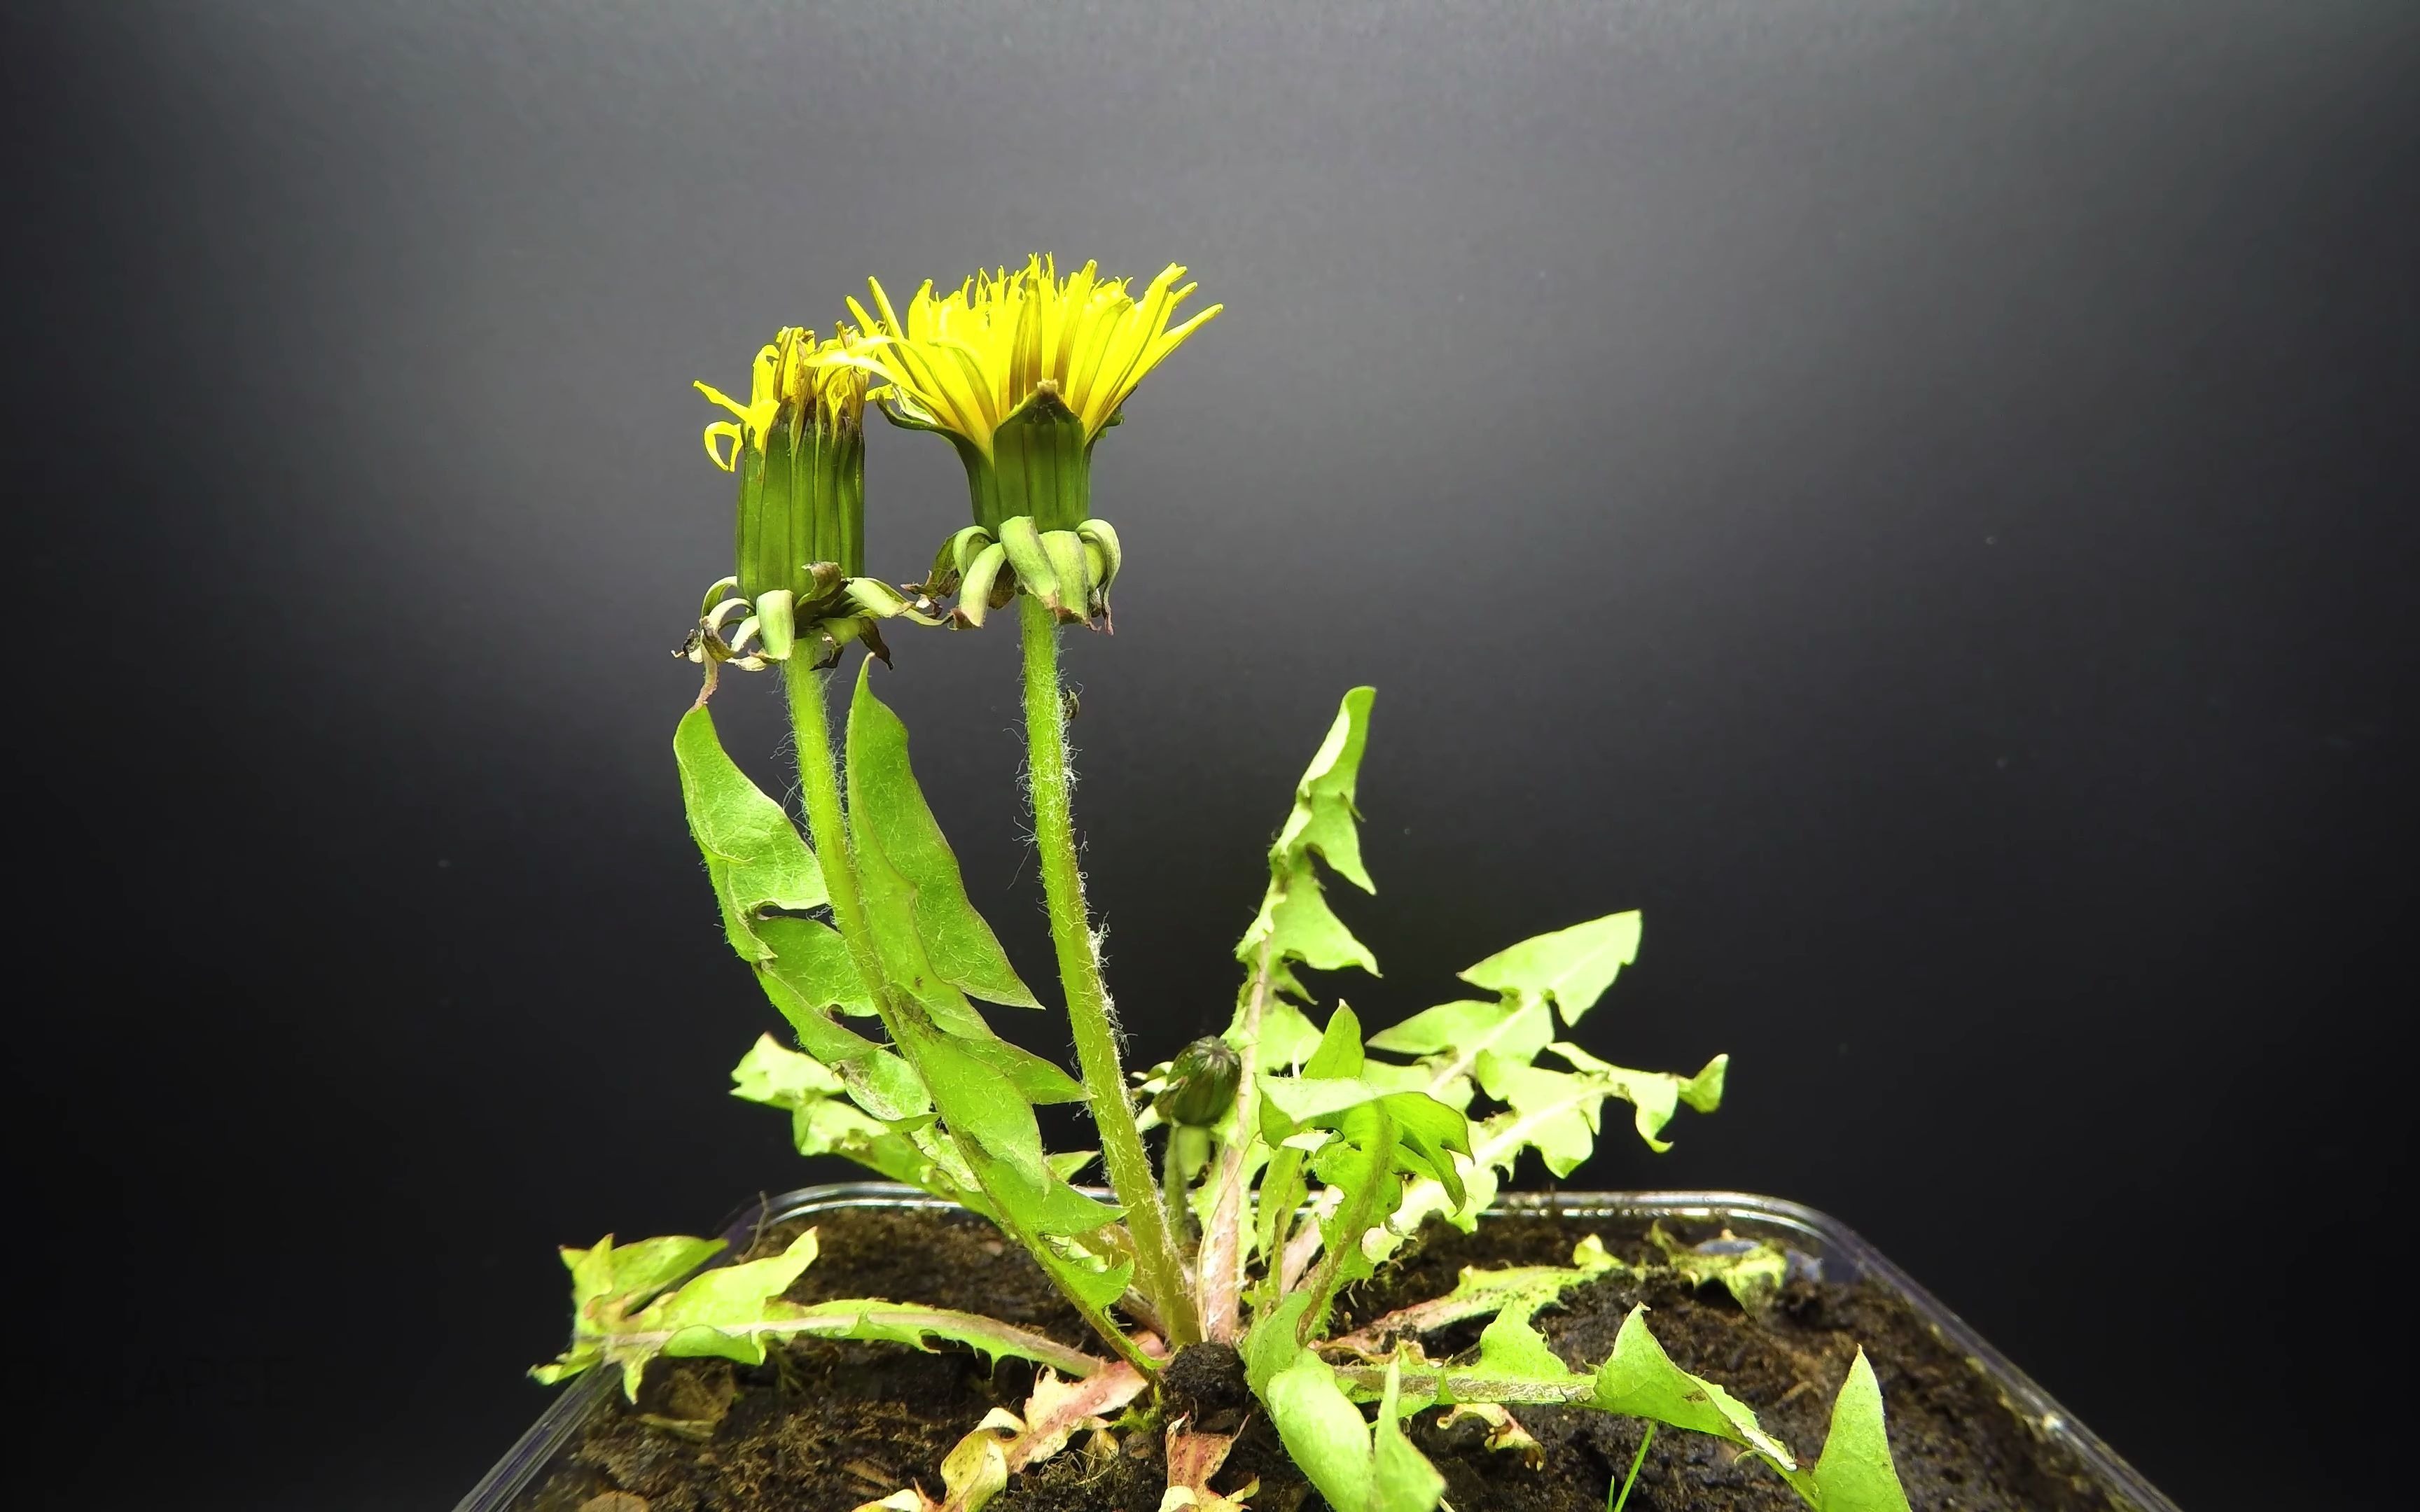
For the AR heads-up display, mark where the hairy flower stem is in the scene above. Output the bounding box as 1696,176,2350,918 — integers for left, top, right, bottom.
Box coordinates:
1017,596,1199,1346
783,657,1153,1371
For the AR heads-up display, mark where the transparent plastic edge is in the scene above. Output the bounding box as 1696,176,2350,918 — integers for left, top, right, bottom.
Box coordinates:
459,1183,2179,1512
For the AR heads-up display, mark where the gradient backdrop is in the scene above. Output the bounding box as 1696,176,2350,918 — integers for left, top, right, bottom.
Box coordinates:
13,4,2417,1508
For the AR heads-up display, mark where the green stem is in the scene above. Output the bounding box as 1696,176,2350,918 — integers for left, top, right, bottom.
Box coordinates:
1017,596,1199,1345
1611,1423,1655,1512
1162,1125,1209,1250
781,660,890,1027
782,655,1156,1371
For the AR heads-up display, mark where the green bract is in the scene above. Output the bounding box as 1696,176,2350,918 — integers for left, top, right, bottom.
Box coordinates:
530,285,1917,1512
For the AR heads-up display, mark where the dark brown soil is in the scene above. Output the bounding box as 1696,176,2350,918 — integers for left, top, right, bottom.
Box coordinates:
514,1206,2131,1512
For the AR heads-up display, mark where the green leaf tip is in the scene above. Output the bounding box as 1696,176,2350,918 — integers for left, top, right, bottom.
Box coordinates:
1810,1350,1914,1512
1239,688,1383,1000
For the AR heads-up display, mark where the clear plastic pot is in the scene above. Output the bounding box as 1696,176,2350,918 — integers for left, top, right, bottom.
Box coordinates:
456,1183,2178,1512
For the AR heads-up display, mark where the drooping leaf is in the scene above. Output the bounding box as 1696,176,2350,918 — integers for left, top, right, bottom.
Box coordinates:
782,1296,1108,1375
1457,911,1641,1027
1590,1304,1800,1474
637,1230,828,1390
1266,1353,1382,1512
848,662,1039,1009
674,706,826,962
531,1231,728,1389
532,1233,726,1383
1326,1234,1622,1356
535,1224,1112,1402
537,1229,819,1398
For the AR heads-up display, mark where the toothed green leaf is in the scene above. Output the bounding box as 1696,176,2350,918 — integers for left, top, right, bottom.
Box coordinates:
1237,689,1382,996
1458,911,1641,1026
1328,1236,1621,1354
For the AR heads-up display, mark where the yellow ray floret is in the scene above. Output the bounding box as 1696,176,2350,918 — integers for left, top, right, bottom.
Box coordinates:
694,327,865,471
838,255,1221,456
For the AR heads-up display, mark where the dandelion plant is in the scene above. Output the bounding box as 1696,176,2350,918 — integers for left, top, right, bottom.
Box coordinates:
534,256,1914,1512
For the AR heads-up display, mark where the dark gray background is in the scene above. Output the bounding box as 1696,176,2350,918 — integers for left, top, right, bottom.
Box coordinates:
12,2,2416,1508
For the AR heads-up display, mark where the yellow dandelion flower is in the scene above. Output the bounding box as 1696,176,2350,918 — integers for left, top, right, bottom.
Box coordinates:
841,255,1219,465
832,257,1218,629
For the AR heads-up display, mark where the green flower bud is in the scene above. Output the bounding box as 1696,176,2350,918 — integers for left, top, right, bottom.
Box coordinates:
686,328,875,668
1155,1036,1242,1129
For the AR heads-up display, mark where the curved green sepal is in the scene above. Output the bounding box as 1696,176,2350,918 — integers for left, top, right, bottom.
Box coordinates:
958,542,1011,627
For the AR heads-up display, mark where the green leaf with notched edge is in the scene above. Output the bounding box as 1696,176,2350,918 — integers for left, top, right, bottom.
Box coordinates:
1326,1236,1620,1355
1237,689,1382,997
1457,911,1641,1028
1470,1304,1587,1394
1364,995,1553,1112
1809,1351,1914,1512
1365,997,1553,1063
847,661,1039,1009
1386,1048,1725,1240
533,1230,823,1399
638,1231,826,1388
747,918,930,1120
674,706,826,962
1272,685,1377,892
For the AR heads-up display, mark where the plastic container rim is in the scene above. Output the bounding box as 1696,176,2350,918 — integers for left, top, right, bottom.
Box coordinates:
455,1182,2178,1512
